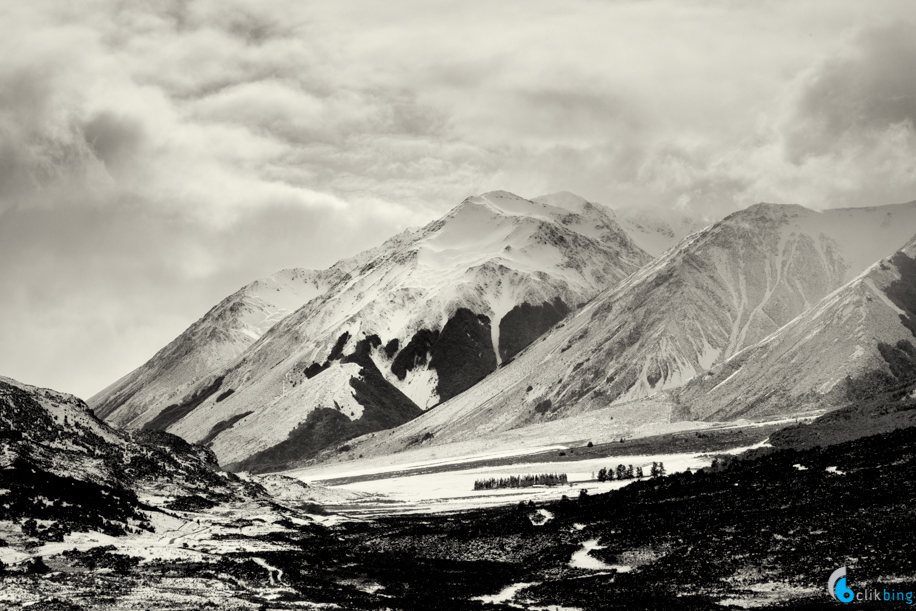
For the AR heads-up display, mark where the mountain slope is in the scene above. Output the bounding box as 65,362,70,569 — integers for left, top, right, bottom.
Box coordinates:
335,201,916,458
676,232,916,422
100,191,652,472
92,268,347,428
0,375,264,541
533,191,708,257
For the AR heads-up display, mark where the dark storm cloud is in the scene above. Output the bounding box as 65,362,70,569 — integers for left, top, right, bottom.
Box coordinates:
83,113,145,174
0,57,91,208
786,22,916,161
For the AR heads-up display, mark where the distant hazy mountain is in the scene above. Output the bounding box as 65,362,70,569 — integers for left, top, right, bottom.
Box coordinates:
341,201,916,456
95,191,653,472
612,205,708,256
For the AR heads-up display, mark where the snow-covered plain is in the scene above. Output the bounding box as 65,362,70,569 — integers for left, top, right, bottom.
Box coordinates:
297,447,718,516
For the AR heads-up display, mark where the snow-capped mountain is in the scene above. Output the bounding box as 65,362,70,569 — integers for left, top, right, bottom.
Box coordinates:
96,191,653,472
675,232,916,421
92,267,349,428
338,201,916,456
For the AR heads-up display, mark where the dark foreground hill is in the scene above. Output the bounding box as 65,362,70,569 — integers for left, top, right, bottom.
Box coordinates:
0,375,266,541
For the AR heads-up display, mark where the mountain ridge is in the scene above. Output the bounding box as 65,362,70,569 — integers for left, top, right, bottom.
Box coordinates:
92,267,350,428
91,191,916,475
325,200,916,466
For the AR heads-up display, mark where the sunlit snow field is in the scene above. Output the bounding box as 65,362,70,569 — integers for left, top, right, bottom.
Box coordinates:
296,441,770,515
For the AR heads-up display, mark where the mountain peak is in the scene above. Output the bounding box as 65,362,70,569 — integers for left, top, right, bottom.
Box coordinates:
478,189,526,200
904,232,916,257
737,202,813,219
532,191,591,214
451,191,597,226
346,198,916,463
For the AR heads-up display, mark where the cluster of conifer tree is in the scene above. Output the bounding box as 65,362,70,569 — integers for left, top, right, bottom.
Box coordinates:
473,473,568,490
595,461,666,481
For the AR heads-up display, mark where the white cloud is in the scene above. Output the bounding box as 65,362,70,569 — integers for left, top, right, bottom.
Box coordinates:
1,0,915,396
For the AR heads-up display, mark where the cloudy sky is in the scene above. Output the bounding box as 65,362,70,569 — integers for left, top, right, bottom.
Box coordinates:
2,0,916,398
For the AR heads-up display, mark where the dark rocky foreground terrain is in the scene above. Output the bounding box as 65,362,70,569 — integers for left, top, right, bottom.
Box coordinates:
0,376,265,541
4,417,916,609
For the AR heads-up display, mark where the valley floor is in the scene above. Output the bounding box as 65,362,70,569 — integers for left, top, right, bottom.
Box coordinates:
312,450,716,517
3,419,915,609
289,421,786,516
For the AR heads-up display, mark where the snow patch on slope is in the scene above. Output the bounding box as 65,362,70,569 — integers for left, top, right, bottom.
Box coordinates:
375,351,440,410
178,361,366,464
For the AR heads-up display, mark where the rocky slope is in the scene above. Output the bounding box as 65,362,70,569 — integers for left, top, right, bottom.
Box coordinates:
97,191,653,472
93,267,348,428
337,201,916,458
6,422,916,608
0,375,264,542
0,374,379,608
